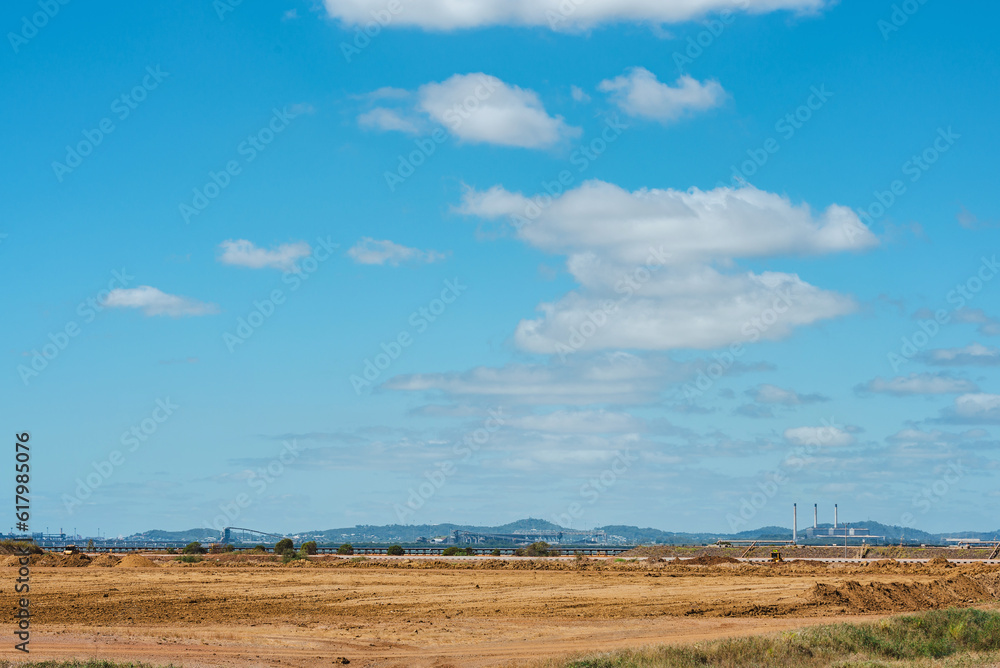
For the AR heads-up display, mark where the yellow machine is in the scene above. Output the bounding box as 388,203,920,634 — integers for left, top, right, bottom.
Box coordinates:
770,549,784,562
63,545,79,555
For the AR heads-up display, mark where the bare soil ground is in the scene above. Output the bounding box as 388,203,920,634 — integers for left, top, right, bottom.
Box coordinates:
2,555,1000,667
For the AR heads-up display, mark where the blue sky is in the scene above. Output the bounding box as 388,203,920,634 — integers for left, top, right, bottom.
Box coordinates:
3,0,999,538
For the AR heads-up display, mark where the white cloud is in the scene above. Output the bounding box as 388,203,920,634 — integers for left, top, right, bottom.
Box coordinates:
459,181,874,353
360,74,580,149
323,0,828,30
348,237,446,266
748,384,827,405
570,85,591,103
948,393,1000,423
218,239,312,270
282,8,299,20
105,286,218,317
922,343,1000,367
358,108,423,134
599,69,725,122
418,74,579,148
384,352,686,405
784,426,855,447
459,181,876,265
858,373,979,396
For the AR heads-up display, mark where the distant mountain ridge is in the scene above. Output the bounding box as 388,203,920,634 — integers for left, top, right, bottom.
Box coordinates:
128,519,1000,545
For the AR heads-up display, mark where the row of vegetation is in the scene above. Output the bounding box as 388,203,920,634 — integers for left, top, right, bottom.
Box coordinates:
559,608,1000,667
168,539,562,560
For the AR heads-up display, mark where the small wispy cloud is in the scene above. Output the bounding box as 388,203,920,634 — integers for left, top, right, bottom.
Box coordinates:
105,286,218,317
218,239,312,270
348,237,446,266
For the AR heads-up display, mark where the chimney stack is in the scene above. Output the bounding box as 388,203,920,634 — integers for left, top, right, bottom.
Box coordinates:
835,504,839,529
793,504,797,543
813,503,818,529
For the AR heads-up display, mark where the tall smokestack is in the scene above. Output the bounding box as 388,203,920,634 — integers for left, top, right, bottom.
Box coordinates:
835,504,838,529
814,504,818,529
793,504,797,543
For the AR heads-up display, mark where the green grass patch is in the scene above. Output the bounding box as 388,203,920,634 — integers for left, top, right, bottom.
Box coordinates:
174,555,202,563
558,608,1000,667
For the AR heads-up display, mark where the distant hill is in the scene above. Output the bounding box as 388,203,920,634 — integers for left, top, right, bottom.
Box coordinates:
124,520,1000,546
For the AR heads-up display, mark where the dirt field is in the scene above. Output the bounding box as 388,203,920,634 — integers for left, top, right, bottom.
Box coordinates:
3,555,1000,667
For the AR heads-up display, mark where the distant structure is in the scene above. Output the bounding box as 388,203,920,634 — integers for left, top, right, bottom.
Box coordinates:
452,528,609,545
793,504,879,541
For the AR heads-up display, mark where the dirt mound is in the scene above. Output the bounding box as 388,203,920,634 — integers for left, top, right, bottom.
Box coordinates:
929,557,951,566
89,554,121,567
116,554,157,568
682,556,740,566
810,574,993,612
28,552,92,567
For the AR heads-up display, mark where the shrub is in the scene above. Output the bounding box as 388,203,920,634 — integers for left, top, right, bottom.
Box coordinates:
491,549,502,556
513,548,526,557
274,538,294,554
176,555,202,563
387,545,405,556
281,548,301,564
442,546,461,556
337,543,354,555
525,541,550,557
165,547,176,555
182,542,205,555
300,541,318,555
250,545,267,554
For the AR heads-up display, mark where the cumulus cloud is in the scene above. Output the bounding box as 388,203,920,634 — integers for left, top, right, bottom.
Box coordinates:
348,238,446,266
360,73,579,149
942,393,1000,424
857,373,979,396
217,239,312,270
323,0,828,30
599,69,725,122
784,425,855,447
920,343,1000,367
459,181,874,353
747,383,827,405
105,286,218,317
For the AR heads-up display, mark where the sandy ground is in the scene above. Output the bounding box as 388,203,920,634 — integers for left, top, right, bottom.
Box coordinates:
2,555,999,667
